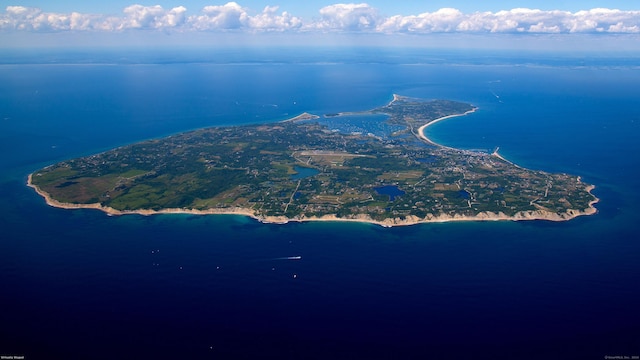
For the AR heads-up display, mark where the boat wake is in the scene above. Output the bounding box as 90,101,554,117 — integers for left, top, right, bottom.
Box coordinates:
272,256,302,260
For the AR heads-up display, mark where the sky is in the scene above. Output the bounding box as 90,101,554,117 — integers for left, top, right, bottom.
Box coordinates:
1,1,640,50
6,0,640,16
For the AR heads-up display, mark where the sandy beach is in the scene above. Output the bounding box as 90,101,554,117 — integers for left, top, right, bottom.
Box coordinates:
415,108,530,169
282,112,319,122
416,108,478,149
26,96,599,227
27,172,599,227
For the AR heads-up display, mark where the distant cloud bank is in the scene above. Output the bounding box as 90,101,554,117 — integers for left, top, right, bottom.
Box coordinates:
2,2,639,34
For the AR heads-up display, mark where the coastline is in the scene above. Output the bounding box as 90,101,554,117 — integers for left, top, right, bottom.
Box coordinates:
323,93,402,118
282,112,319,122
27,173,599,228
416,107,527,169
26,94,599,227
491,147,523,169
416,108,478,150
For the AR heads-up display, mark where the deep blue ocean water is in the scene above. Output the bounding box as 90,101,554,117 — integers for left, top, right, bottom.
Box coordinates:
1,48,639,359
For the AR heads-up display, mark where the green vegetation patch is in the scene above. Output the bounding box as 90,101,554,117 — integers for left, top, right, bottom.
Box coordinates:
29,97,597,222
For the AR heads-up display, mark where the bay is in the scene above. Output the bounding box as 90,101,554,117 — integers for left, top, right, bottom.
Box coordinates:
1,48,639,359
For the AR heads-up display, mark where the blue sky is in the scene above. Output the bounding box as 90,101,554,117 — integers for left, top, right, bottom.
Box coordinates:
1,1,639,50
8,1,640,16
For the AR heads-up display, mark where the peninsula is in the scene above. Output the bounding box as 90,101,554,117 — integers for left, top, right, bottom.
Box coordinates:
28,95,598,227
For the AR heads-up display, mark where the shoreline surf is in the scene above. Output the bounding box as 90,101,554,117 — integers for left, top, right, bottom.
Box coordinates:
27,174,599,228
27,95,599,227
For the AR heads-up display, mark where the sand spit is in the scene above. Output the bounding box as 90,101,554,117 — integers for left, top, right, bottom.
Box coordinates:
282,112,320,122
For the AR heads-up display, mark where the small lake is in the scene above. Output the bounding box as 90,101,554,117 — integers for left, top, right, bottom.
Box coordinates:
458,190,470,199
291,166,320,180
374,185,405,201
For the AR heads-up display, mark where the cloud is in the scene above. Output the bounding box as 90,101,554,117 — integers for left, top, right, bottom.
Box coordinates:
376,7,640,34
568,8,640,33
248,6,302,31
191,2,247,30
315,3,381,31
378,8,465,33
0,5,186,31
117,5,187,30
2,6,73,31
1,3,640,34
191,2,301,31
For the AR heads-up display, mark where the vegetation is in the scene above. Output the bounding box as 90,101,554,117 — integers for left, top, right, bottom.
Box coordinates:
30,96,597,221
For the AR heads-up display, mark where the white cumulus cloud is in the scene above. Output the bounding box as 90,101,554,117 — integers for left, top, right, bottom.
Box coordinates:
248,6,302,30
120,5,187,29
189,2,302,31
378,8,465,33
375,7,640,34
1,4,640,34
12,6,107,31
315,3,381,31
192,2,247,30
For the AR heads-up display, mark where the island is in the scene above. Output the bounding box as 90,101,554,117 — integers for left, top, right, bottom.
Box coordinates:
28,95,598,227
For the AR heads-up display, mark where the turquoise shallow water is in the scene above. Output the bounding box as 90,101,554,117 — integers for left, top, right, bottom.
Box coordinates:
1,48,639,359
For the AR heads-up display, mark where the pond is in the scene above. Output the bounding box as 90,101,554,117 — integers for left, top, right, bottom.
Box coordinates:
374,185,405,201
290,166,320,180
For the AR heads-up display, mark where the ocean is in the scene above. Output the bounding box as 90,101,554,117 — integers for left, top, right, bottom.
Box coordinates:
1,47,639,359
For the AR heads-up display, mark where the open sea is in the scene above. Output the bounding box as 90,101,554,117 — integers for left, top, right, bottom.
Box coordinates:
1,47,639,359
